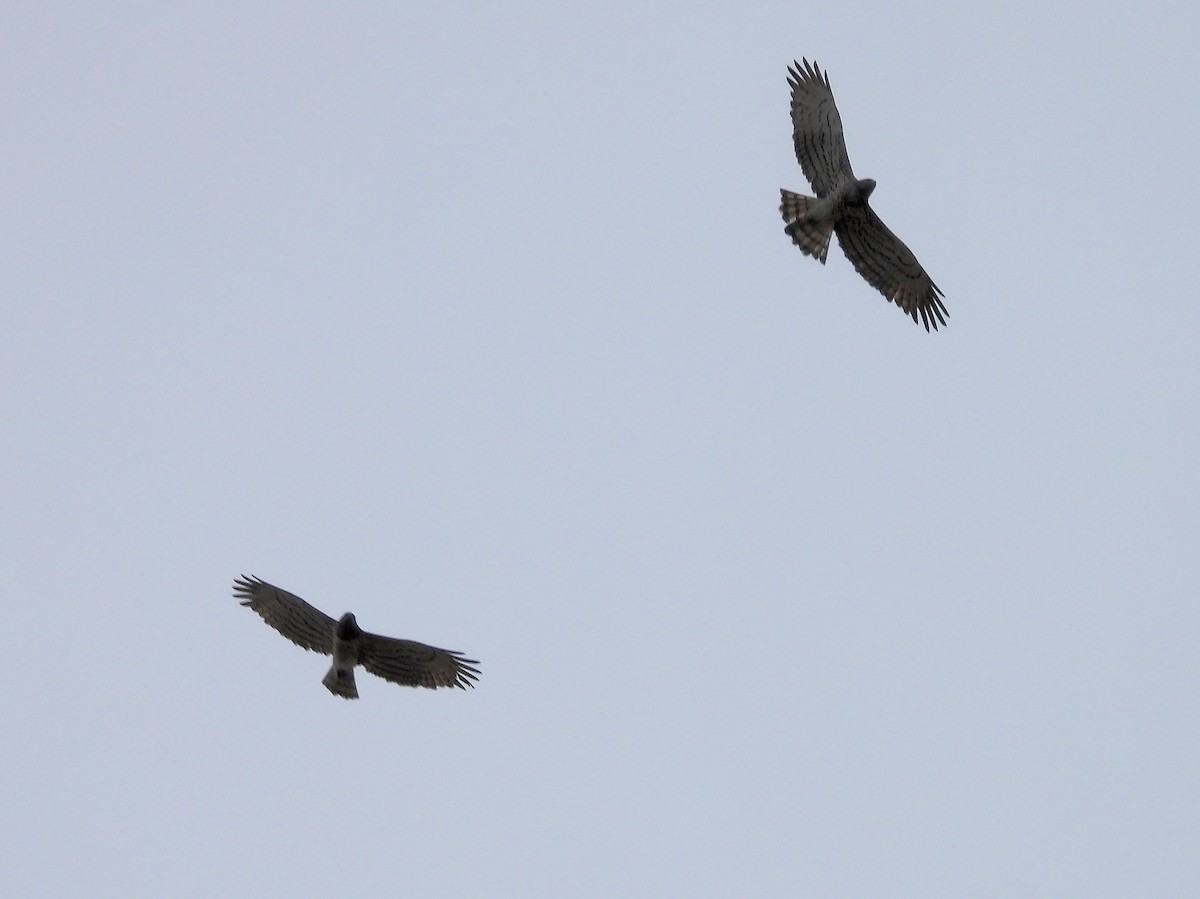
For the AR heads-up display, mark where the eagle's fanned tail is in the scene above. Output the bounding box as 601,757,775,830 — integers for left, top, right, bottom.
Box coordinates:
780,189,833,264
322,664,359,699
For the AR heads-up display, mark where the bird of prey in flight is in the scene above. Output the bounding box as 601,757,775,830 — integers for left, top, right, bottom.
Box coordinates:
780,58,948,331
234,575,480,699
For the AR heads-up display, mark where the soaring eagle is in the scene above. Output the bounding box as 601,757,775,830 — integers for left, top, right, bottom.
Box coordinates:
234,575,480,699
781,58,948,331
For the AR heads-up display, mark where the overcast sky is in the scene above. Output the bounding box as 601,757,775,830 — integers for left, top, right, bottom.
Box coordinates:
3,3,1198,896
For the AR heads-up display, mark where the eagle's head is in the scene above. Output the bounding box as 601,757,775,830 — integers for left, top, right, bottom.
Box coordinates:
336,612,362,639
854,178,877,203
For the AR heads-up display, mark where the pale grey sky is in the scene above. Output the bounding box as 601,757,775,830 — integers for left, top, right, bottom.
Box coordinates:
3,3,1198,896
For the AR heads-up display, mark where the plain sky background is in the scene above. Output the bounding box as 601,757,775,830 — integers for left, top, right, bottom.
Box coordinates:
3,3,1198,896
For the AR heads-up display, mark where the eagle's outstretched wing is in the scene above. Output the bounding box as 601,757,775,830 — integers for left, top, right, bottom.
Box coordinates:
359,633,480,690
234,575,336,655
834,206,948,332
789,59,855,197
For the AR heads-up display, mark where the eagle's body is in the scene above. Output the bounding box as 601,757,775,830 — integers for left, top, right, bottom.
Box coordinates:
323,613,367,699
